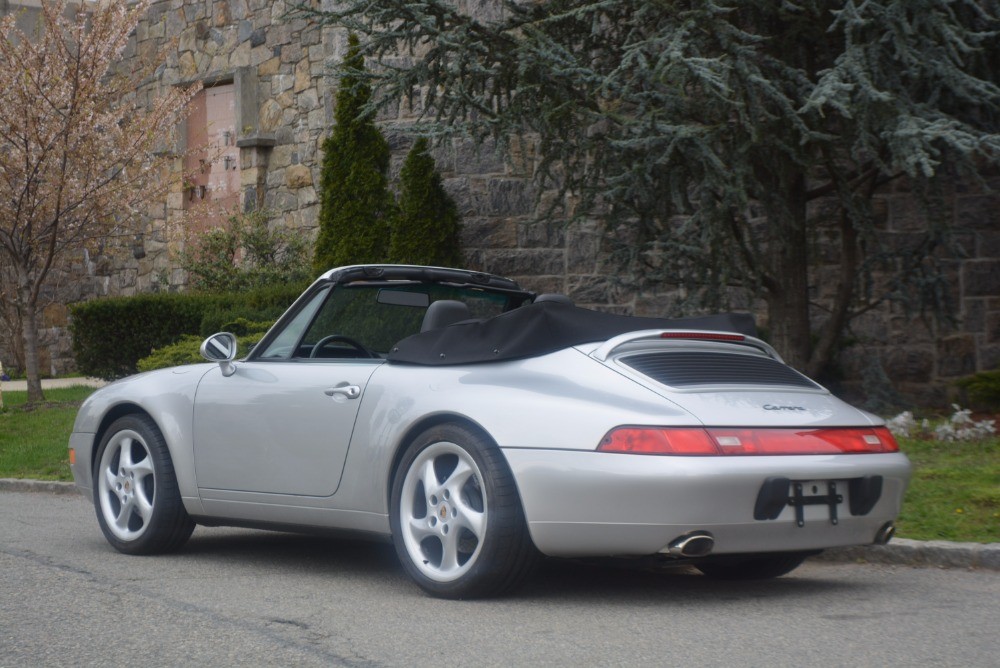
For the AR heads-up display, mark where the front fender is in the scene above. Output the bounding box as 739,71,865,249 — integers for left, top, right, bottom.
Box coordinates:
69,364,215,513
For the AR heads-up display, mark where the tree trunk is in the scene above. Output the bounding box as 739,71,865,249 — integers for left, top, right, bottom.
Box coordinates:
764,178,812,373
807,207,859,379
19,288,44,403
766,273,812,372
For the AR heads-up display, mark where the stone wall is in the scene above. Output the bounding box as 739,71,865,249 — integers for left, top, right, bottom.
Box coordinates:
454,171,1000,408
1,0,996,410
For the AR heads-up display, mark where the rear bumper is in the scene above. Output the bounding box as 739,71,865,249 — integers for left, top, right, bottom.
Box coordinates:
502,449,911,558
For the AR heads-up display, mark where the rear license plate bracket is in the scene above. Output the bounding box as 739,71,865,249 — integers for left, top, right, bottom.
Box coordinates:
789,481,843,527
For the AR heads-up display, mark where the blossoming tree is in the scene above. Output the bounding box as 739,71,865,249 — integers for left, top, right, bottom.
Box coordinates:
0,0,197,401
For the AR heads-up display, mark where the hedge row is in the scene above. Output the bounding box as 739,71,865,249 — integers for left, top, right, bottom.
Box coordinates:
70,281,309,380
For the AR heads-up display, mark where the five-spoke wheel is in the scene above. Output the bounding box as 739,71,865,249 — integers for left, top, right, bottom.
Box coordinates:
398,441,487,583
391,423,537,598
93,415,194,554
97,427,156,541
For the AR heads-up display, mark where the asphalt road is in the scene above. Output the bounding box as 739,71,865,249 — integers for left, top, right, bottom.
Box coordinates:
2,491,997,667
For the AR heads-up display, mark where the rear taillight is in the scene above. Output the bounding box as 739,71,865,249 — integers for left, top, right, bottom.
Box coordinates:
598,427,718,455
597,426,900,456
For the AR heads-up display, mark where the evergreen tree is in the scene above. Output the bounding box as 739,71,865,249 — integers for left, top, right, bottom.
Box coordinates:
390,138,462,266
310,1,1000,376
313,34,393,273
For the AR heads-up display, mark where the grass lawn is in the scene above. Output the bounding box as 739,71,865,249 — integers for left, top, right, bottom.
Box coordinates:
894,436,999,543
0,386,95,480
1,387,997,543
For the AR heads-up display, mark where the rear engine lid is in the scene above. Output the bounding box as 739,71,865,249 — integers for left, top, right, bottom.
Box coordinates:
587,330,874,428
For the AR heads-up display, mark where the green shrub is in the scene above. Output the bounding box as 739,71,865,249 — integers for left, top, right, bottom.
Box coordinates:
200,307,285,337
213,317,274,337
956,370,1000,412
71,282,306,380
136,332,268,373
180,209,311,293
389,137,462,266
217,280,311,310
136,335,204,373
198,281,307,336
70,293,212,380
313,33,394,273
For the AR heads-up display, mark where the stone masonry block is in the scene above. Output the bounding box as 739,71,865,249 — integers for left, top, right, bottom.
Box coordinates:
956,195,1000,230
517,221,565,249
460,217,518,250
884,347,934,383
936,334,977,377
888,196,927,232
485,249,564,277
484,178,534,217
963,260,1000,297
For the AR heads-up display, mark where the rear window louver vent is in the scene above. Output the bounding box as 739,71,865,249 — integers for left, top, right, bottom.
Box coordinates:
621,352,819,389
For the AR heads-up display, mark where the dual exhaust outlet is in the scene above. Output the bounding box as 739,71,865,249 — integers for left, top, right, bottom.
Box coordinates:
664,531,715,558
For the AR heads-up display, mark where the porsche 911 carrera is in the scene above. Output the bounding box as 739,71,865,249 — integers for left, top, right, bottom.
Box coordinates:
70,265,911,598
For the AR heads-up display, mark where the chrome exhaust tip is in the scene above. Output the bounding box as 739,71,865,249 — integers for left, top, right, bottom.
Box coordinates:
665,531,715,557
874,521,896,545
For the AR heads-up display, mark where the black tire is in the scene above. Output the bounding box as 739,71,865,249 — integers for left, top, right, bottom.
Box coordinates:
390,423,538,599
92,414,195,554
695,552,811,580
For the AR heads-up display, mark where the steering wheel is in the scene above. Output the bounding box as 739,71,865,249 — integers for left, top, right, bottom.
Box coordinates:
309,334,378,359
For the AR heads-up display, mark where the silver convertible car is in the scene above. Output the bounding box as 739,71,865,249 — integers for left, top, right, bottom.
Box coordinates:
70,265,911,598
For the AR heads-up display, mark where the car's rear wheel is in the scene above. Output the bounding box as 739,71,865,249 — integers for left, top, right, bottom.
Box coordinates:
390,423,538,599
695,552,811,580
93,414,194,554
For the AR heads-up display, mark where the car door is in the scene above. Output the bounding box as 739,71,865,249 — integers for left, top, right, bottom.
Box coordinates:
192,359,379,497
192,282,390,498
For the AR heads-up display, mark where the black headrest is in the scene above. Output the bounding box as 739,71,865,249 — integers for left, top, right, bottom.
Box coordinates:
420,300,471,333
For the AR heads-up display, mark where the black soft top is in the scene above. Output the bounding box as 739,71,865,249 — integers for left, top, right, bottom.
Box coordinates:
387,301,757,366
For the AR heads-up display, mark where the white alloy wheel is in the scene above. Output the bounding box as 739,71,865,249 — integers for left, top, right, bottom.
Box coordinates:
97,428,156,541
398,440,487,582
390,423,538,598
92,415,194,554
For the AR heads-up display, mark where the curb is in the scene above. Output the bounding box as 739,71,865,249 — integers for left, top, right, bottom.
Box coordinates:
818,538,1000,571
0,478,80,495
2,478,997,571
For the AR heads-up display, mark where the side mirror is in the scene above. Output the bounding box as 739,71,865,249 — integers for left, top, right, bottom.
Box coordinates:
200,332,238,377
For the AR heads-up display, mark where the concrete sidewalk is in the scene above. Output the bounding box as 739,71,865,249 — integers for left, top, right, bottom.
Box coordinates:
1,376,106,392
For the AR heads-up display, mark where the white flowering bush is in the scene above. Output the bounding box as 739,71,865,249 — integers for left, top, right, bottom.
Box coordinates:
933,405,997,442
885,411,926,439
885,405,996,442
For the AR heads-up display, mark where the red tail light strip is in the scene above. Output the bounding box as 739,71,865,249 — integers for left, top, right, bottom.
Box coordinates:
597,426,900,456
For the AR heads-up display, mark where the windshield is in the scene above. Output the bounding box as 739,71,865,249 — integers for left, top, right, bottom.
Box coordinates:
255,281,521,361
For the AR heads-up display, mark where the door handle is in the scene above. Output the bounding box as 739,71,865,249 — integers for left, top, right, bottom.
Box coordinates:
324,385,361,399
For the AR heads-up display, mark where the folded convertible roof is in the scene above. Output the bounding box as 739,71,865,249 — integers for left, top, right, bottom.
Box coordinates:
387,301,757,366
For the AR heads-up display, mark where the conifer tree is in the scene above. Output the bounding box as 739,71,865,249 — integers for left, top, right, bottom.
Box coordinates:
310,1,1000,377
313,34,393,273
390,138,462,266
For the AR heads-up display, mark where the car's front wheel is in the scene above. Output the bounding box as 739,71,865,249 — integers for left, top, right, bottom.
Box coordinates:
93,414,194,554
695,552,811,580
390,423,538,598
